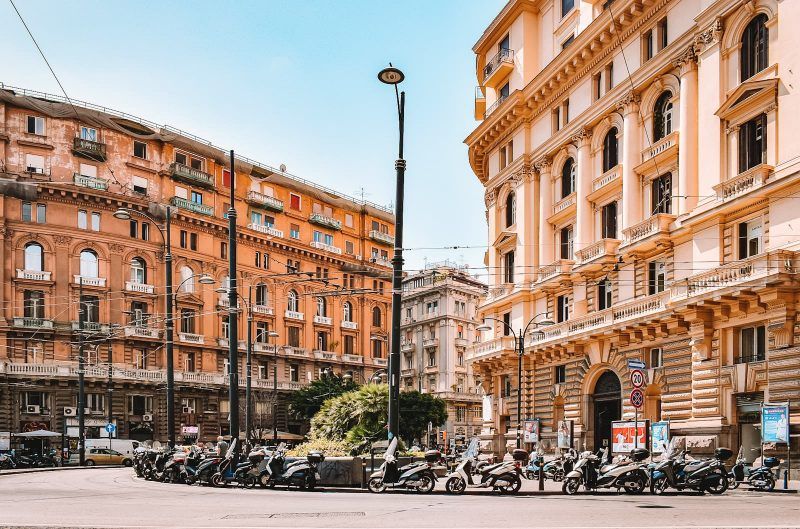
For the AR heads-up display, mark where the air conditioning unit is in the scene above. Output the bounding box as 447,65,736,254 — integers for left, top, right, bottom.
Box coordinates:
64,407,77,417
142,414,153,422
182,407,194,414
26,405,41,414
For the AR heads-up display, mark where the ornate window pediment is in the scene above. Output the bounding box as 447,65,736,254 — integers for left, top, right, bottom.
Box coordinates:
716,78,777,126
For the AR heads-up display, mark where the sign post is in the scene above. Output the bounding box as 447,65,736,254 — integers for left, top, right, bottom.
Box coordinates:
104,422,116,450
629,368,645,449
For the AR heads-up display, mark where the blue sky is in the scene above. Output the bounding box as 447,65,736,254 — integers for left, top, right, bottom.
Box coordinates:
2,0,506,277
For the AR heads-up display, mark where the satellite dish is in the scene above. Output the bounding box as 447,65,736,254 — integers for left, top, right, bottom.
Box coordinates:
279,164,286,172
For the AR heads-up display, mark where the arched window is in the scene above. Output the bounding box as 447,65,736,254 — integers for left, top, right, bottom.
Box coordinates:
372,306,382,327
255,283,268,306
343,301,352,322
287,290,299,312
130,257,147,284
653,92,673,141
741,14,768,81
179,266,194,293
505,191,516,227
316,296,327,317
79,249,98,278
24,243,44,271
561,158,575,198
602,127,619,172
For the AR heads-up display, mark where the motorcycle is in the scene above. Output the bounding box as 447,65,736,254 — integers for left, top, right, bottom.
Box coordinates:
211,439,261,488
729,447,780,491
525,449,576,482
563,447,650,495
0,452,16,470
191,452,224,486
368,437,439,494
444,438,525,494
257,442,324,490
650,439,730,495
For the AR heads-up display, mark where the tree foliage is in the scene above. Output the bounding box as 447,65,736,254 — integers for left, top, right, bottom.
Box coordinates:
288,375,358,420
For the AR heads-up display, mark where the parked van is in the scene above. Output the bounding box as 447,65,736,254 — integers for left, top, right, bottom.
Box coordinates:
84,439,140,458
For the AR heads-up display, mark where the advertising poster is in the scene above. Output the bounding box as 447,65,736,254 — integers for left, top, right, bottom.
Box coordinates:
557,420,573,449
612,420,648,453
651,421,669,454
762,403,789,443
523,420,540,444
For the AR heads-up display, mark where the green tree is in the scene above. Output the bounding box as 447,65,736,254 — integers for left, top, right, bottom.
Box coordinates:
288,374,358,420
398,390,448,444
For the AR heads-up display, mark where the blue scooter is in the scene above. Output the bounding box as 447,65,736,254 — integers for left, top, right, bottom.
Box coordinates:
524,449,576,482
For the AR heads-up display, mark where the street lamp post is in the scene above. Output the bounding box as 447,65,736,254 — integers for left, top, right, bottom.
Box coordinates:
378,65,406,443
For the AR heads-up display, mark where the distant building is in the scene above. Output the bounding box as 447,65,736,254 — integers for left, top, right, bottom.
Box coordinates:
400,261,487,447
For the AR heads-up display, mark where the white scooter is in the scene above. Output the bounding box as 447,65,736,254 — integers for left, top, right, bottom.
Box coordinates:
368,438,439,494
445,438,525,494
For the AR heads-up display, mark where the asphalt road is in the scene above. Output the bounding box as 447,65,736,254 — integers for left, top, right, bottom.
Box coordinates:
1,468,799,529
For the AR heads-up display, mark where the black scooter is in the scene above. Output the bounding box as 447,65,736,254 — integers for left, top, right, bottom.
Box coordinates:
729,446,780,491
650,439,731,494
258,442,324,490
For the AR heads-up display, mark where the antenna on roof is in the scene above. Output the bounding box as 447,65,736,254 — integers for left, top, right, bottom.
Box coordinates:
279,164,286,173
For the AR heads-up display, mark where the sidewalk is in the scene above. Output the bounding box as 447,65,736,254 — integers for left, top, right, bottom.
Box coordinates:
0,465,122,476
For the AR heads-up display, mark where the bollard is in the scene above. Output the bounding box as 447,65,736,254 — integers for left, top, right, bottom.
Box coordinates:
538,455,545,491
784,468,788,490
362,460,367,489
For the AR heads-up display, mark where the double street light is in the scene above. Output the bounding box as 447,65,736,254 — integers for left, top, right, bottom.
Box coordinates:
476,313,554,449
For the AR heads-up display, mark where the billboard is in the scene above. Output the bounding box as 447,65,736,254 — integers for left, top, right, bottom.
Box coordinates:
557,420,573,449
523,420,540,444
762,403,789,443
651,421,669,454
612,420,648,453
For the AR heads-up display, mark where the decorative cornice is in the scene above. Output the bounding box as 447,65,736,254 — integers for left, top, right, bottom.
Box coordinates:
673,45,698,72
693,17,723,54
615,91,641,113
571,128,592,146
533,157,552,172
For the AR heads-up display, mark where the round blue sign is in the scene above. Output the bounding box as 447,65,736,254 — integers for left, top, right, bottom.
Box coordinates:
105,423,116,433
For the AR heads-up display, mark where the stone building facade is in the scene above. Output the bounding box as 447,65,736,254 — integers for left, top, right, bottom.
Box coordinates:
466,0,800,465
0,86,394,444
400,262,486,447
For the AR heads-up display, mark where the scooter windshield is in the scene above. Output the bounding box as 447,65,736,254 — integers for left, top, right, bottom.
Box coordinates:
662,437,679,459
225,438,238,459
385,437,399,460
463,438,480,460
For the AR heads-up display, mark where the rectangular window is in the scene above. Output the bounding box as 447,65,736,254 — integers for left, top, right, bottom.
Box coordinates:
290,193,301,210
738,218,763,259
133,141,147,159
141,222,149,241
22,202,32,222
557,294,570,323
561,34,575,50
593,73,602,101
650,347,663,368
36,203,46,224
220,242,227,259
27,116,45,135
78,210,87,230
79,163,97,178
601,201,618,239
190,191,202,205
561,0,575,17
345,240,354,255
179,230,188,249
503,312,511,336
598,279,613,310
190,233,198,251
651,173,672,214
255,251,261,268
345,213,353,228
738,114,767,173
129,395,153,415
80,127,97,142
23,290,45,319
290,224,300,239
290,364,299,382
552,108,561,133
91,212,100,231
560,225,574,259
657,17,668,50
222,169,231,188
739,325,766,363
130,220,138,238
25,154,45,174
499,82,510,99
503,250,515,283
80,295,100,323
605,63,614,90
180,309,196,334
132,175,148,194
648,260,666,295
554,365,566,384
643,29,654,61
287,326,300,347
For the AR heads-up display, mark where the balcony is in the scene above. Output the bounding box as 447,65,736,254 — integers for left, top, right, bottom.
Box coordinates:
252,304,274,316
178,332,204,345
640,131,678,165
217,338,229,348
16,269,51,281
310,241,342,255
401,368,417,378
474,86,486,121
125,281,155,294
549,192,576,223
483,48,514,87
373,357,388,367
253,342,275,353
124,326,159,339
73,275,106,287
309,213,342,230
313,315,332,325
466,336,515,362
73,172,108,191
170,196,214,216
574,239,621,272
12,317,53,330
283,346,308,358
313,350,338,361
245,190,284,212
621,213,676,252
401,341,415,353
71,321,111,334
248,223,283,238
369,230,394,246
169,162,215,189
484,94,508,118
284,310,304,321
217,297,241,309
341,320,357,330
590,166,621,199
372,256,392,268
72,137,107,162
534,259,574,288
423,338,439,349
454,337,469,348
342,354,364,365
713,164,772,203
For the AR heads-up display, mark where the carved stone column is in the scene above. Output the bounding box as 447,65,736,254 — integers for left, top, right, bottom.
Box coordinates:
618,92,642,230
676,47,699,214
535,158,553,267
574,129,592,255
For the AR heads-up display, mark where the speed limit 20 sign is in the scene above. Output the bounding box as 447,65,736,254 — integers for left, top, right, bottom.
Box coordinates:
630,369,645,389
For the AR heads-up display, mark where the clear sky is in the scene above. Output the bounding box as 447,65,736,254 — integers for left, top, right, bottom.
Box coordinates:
2,0,506,278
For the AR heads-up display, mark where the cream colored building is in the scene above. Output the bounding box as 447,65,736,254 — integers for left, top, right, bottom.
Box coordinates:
466,0,800,464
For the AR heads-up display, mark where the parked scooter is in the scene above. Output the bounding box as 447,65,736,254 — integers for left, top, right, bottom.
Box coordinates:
563,447,650,495
211,439,259,488
368,438,439,494
190,452,224,486
729,446,780,491
257,442,324,490
444,438,525,494
650,438,730,495
525,449,576,482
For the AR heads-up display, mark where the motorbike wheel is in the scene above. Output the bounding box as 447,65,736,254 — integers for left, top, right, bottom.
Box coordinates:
728,475,739,490
497,474,522,495
651,476,669,495
259,472,271,488
368,477,387,493
704,470,729,495
445,476,466,494
525,470,537,481
759,476,776,492
210,472,226,488
304,474,317,491
563,477,581,495
553,469,565,482
622,474,646,494
416,473,435,494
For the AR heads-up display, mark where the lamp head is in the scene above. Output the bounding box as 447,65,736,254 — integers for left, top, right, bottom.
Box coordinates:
198,274,215,285
378,67,405,85
113,208,131,220
214,287,227,294
268,331,279,338
537,319,555,327
476,323,492,332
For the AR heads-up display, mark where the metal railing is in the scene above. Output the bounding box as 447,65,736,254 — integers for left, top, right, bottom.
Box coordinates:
483,48,514,81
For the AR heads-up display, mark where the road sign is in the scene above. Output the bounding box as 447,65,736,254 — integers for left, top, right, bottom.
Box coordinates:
627,359,646,370
104,423,116,434
630,369,645,389
630,389,644,409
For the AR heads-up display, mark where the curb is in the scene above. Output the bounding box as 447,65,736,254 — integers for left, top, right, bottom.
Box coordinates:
0,466,123,476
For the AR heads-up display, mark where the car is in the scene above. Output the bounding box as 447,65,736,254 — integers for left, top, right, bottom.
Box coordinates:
83,448,132,467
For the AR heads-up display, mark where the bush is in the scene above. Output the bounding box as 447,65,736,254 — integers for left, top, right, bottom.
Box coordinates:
287,438,351,457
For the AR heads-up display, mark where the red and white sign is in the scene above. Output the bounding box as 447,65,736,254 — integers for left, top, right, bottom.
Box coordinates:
630,388,645,409
612,420,648,453
630,369,645,389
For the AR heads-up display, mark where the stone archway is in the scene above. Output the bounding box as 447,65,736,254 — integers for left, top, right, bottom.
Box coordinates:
592,370,622,451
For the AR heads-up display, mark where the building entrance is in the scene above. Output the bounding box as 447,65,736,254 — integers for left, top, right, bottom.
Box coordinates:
593,370,622,451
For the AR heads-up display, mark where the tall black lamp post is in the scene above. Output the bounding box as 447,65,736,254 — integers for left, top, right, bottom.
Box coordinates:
378,65,406,443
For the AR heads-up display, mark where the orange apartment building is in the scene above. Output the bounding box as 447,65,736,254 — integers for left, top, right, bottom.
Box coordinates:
0,85,395,444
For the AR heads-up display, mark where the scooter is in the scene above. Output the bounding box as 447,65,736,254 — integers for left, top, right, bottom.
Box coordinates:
190,452,223,486
563,447,650,495
650,439,730,495
368,438,439,494
258,442,324,490
525,449,576,482
444,438,525,494
211,439,259,488
729,447,780,491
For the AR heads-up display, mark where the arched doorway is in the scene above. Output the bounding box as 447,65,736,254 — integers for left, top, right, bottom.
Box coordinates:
593,370,622,450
